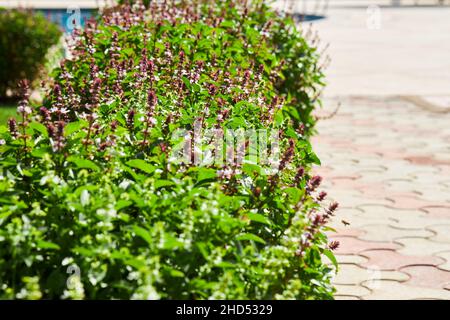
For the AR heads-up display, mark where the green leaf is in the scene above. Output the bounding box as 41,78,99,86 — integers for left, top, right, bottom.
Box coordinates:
122,47,135,57
196,242,209,259
192,83,201,93
182,76,191,90
126,159,155,174
197,168,216,182
64,121,87,137
220,20,235,28
72,247,95,257
307,151,321,165
67,157,100,172
242,163,262,176
285,187,302,203
31,148,48,158
236,233,266,244
323,249,338,270
154,180,175,189
216,261,237,269
115,200,133,210
29,122,48,137
162,234,183,250
37,240,60,250
132,226,152,245
247,213,271,225
0,212,13,225
163,266,185,278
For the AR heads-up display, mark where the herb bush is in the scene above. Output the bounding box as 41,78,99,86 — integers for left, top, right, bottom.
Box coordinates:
0,8,62,100
0,0,338,299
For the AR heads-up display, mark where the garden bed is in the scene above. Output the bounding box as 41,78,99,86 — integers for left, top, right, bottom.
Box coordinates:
0,0,337,300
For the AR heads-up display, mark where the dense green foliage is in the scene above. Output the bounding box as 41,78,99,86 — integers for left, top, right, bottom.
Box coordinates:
0,8,62,100
0,1,337,299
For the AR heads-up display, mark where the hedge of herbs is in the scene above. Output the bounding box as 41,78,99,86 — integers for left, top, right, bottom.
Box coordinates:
0,0,338,299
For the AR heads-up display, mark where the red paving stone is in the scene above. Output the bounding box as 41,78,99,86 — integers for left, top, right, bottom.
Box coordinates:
400,266,450,289
359,250,445,271
331,237,401,255
386,195,444,210
422,207,450,219
315,96,450,299
406,156,450,167
333,228,366,238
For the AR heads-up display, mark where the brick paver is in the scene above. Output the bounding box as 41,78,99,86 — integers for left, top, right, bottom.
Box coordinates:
313,96,450,300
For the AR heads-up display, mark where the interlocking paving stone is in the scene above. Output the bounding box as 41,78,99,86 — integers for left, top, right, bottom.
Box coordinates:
329,211,395,230
395,238,450,256
357,204,421,221
358,225,433,243
334,284,371,297
386,179,423,194
334,264,409,285
361,280,450,300
426,225,450,243
331,237,401,255
389,214,449,230
434,252,450,272
417,188,450,203
386,195,444,210
315,95,450,299
359,249,445,271
335,254,369,265
422,206,450,219
400,266,450,289
331,227,366,238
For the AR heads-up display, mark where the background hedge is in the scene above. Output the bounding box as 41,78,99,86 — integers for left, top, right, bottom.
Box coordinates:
0,8,61,101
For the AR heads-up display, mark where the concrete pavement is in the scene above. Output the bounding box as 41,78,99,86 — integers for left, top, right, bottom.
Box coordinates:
307,1,450,300
313,96,450,299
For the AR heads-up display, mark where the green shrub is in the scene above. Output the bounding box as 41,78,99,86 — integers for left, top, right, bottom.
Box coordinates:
0,1,337,299
0,8,62,100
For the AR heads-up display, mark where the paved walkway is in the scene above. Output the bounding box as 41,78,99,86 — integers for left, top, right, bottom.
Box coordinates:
313,96,450,299
305,1,450,299
313,5,450,96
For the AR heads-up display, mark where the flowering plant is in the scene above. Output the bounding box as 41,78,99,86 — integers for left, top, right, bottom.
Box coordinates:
0,0,337,299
